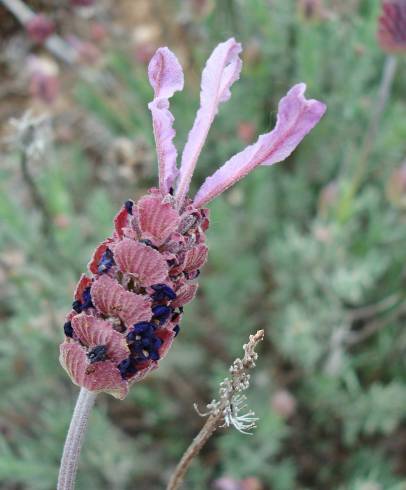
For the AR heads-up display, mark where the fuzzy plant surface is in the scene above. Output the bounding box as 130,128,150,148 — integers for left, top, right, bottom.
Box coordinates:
59,39,326,398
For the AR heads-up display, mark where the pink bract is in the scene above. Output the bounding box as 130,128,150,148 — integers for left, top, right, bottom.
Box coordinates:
113,239,168,286
137,193,180,246
72,315,129,363
60,39,326,398
90,275,152,327
60,343,129,399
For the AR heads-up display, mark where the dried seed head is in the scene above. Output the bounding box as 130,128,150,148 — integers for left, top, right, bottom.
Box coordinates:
196,329,264,434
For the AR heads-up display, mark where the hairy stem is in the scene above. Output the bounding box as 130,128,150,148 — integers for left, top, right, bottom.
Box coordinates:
166,413,221,490
367,55,398,147
57,388,97,490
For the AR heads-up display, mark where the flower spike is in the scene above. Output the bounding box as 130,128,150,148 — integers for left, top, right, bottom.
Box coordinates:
60,40,325,400
175,38,242,207
193,83,326,207
148,47,184,193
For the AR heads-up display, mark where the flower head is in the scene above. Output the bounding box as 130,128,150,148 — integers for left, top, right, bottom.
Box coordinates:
378,0,406,53
25,14,55,44
60,39,326,399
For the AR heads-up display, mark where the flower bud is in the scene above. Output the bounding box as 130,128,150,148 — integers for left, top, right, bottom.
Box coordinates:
25,14,54,44
378,0,406,53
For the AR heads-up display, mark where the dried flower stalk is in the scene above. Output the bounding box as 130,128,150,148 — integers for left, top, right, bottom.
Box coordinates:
8,112,61,251
166,330,264,490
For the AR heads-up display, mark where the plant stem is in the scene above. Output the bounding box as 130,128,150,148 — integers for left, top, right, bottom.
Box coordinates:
57,388,97,490
167,330,264,490
20,151,56,246
354,55,398,187
338,55,397,221
367,55,398,148
166,413,221,490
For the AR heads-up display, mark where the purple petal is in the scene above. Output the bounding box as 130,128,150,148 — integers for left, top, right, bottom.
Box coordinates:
193,83,326,207
175,38,242,207
148,47,184,99
148,47,184,193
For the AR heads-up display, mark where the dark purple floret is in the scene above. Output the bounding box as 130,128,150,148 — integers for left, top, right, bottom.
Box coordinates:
185,269,200,280
133,343,161,361
129,342,143,355
173,325,180,337
72,300,83,313
152,337,163,349
149,350,160,361
126,320,164,362
97,248,115,274
139,239,159,250
171,311,181,323
82,287,93,309
152,305,172,325
87,345,108,364
124,200,134,214
118,357,137,378
64,321,73,338
151,283,177,301
141,337,152,347
127,322,156,340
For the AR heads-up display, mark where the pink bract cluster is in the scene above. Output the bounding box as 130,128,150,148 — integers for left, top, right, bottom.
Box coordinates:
60,191,208,399
60,38,326,399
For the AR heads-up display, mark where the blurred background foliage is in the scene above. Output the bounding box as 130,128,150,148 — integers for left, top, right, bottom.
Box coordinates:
0,0,405,489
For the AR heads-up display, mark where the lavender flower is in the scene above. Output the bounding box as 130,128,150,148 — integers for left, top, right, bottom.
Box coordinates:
25,14,55,44
378,0,406,53
59,38,326,399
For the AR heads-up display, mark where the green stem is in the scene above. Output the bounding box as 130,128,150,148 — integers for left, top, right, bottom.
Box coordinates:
338,55,398,222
